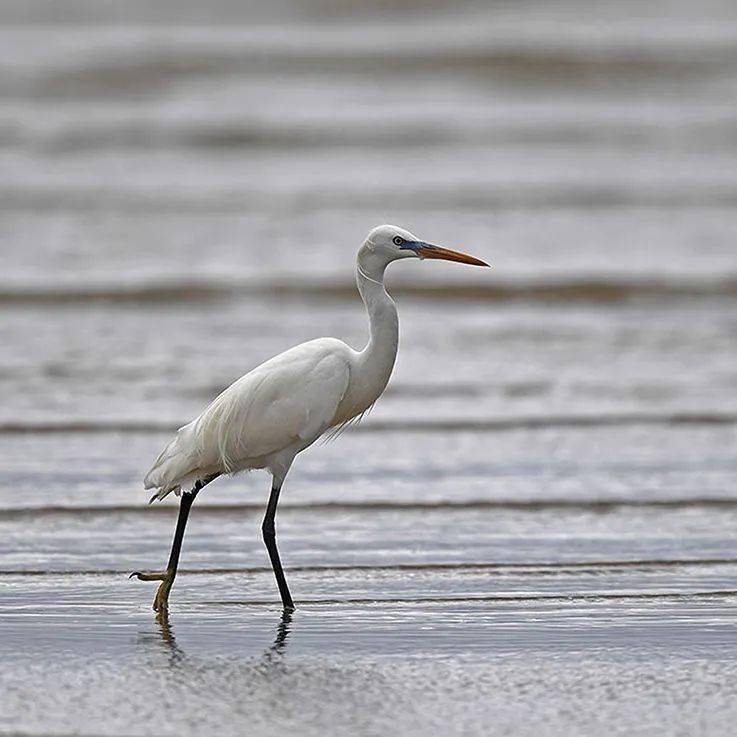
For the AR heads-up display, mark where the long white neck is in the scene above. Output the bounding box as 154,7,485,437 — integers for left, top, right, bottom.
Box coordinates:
350,251,399,408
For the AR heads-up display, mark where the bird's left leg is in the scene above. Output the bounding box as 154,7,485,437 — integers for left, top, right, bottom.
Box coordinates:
131,475,217,612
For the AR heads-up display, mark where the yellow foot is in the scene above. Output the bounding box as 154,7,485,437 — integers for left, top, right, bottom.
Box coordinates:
130,569,174,612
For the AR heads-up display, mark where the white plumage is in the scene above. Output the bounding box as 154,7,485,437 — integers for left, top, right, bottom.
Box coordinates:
133,224,488,612
144,338,352,500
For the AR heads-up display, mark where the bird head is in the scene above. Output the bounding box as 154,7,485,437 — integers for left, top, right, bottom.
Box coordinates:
362,224,489,268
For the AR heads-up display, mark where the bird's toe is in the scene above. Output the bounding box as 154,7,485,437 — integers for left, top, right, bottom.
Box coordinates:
130,570,169,582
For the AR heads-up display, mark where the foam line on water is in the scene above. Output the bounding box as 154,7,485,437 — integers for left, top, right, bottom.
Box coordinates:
4,497,737,519
6,183,737,215
2,275,737,306
194,590,737,607
0,411,735,436
3,558,737,577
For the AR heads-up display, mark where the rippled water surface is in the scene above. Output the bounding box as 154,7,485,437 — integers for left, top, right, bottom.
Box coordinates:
2,0,737,735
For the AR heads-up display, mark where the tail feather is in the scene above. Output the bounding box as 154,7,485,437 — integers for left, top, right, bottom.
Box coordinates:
143,422,200,500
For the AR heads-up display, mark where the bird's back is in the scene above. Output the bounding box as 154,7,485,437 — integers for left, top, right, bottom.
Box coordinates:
144,338,353,499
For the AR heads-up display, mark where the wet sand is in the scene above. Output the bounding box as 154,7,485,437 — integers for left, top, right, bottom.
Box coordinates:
5,600,737,737
4,424,737,735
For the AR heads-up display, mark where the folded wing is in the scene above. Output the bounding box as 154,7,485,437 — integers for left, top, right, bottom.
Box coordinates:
144,338,351,498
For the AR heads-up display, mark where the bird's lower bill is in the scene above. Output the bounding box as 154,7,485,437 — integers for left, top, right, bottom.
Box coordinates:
416,244,490,267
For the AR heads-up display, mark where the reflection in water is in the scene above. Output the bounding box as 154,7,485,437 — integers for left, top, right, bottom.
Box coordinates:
134,609,186,668
258,608,294,674
270,609,293,656
155,610,186,664
140,608,294,667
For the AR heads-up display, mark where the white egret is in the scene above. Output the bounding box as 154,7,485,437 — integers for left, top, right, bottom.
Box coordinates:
132,225,489,611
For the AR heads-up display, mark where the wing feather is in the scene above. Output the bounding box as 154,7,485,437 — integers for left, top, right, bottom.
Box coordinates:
143,339,351,494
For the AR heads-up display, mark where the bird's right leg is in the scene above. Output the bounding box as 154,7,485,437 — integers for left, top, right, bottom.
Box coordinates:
262,483,295,611
131,476,217,612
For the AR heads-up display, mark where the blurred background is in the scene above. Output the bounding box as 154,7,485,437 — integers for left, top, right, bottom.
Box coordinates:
3,0,737,435
3,2,737,736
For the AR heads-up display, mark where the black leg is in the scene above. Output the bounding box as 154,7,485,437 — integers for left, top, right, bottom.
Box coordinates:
132,474,218,612
165,487,199,574
262,484,295,610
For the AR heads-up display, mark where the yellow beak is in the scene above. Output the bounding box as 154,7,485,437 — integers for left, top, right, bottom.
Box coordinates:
415,243,490,267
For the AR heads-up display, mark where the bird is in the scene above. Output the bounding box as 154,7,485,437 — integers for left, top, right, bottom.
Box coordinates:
131,224,489,612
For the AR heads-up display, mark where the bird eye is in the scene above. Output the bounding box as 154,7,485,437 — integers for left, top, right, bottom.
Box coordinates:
393,236,404,246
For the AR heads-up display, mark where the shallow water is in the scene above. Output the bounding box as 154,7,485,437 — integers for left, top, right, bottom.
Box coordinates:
2,0,737,735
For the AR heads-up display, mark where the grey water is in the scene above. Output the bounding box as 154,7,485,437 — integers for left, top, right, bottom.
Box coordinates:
3,0,737,735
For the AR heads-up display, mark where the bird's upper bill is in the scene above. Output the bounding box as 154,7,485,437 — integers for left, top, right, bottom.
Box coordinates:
401,241,490,267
